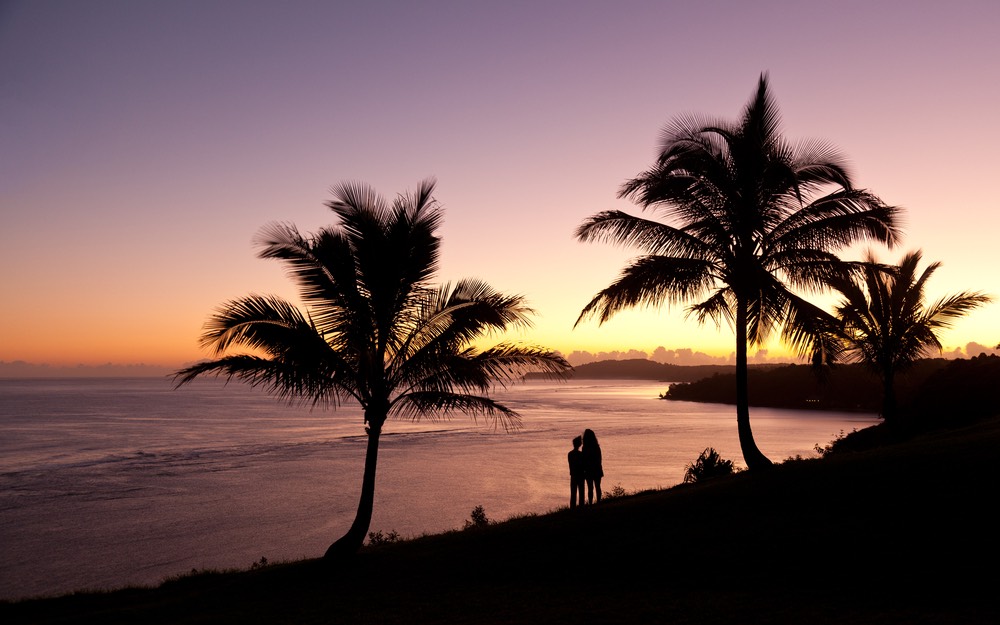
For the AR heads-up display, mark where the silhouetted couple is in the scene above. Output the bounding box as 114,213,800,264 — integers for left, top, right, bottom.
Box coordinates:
568,428,603,508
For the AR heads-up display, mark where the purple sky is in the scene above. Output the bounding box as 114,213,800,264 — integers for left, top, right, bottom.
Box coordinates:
2,0,999,372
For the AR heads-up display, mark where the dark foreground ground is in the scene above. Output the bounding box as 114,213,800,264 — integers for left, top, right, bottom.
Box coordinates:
4,416,999,625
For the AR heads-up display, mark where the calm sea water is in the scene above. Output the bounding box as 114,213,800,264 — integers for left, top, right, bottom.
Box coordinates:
0,376,877,601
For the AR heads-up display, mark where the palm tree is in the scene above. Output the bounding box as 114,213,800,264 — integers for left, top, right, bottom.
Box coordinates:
575,73,900,469
821,249,992,428
174,179,570,559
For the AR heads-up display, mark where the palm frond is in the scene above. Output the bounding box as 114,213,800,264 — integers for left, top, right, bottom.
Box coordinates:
198,294,311,355
780,291,846,362
575,210,712,259
923,291,994,328
687,289,735,329
788,138,852,189
576,256,716,326
173,354,356,407
326,180,391,235
391,392,523,432
254,223,366,327
771,189,902,251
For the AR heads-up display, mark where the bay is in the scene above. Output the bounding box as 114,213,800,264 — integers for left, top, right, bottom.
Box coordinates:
0,376,877,601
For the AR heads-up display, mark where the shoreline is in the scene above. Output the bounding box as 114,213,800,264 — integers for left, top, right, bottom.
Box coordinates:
0,378,875,601
4,416,997,623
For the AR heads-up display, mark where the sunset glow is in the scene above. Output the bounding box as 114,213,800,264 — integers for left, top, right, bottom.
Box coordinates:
3,1,999,374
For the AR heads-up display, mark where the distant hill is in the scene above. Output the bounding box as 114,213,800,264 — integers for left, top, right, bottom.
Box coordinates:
542,356,1000,427
0,360,175,378
572,358,732,381
530,358,784,382
663,361,888,411
663,355,1000,427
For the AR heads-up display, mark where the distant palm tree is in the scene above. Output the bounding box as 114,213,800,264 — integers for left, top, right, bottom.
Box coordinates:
821,249,992,427
175,179,570,559
575,73,900,469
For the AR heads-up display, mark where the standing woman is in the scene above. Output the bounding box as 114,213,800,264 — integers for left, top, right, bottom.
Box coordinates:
582,429,603,504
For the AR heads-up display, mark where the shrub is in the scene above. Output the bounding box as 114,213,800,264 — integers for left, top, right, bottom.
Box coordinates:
463,505,491,529
604,483,629,499
816,424,892,454
249,556,268,570
367,530,401,546
683,447,738,484
813,429,856,457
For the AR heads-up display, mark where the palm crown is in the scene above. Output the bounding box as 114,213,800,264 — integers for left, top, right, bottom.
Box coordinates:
579,76,900,350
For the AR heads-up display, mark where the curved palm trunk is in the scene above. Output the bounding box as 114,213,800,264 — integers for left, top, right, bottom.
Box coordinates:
881,368,897,430
324,417,383,561
736,299,773,470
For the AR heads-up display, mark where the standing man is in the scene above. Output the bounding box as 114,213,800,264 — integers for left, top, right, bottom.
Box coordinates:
568,435,585,508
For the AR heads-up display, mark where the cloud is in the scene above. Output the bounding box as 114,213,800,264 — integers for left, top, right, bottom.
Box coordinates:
964,342,998,358
651,347,732,366
750,349,769,363
0,361,174,378
565,350,649,366
568,346,740,367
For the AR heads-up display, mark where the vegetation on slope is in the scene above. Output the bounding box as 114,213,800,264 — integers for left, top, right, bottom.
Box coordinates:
663,355,1000,423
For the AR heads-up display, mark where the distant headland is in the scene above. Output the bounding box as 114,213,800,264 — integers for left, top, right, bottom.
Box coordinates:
536,356,1000,427
0,361,176,378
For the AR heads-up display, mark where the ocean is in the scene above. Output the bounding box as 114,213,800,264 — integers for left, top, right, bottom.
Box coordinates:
0,376,877,601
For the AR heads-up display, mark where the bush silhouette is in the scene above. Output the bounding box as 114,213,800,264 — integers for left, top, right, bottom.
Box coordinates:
683,448,738,484
463,505,491,529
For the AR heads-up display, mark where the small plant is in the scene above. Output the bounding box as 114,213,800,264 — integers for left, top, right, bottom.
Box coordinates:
814,429,857,457
463,505,491,529
367,530,401,546
604,483,629,500
249,556,268,570
683,447,738,484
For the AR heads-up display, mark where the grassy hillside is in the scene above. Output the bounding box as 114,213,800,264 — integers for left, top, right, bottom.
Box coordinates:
4,416,998,624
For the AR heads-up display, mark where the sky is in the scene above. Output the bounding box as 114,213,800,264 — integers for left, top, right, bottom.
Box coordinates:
2,0,999,375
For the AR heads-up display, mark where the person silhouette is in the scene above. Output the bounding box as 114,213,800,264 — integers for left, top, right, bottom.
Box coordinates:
582,428,603,504
567,435,585,508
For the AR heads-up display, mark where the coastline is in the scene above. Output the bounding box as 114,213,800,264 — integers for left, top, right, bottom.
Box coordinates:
4,415,997,624
0,377,875,601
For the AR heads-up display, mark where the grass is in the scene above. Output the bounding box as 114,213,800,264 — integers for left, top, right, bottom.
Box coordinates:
3,416,999,624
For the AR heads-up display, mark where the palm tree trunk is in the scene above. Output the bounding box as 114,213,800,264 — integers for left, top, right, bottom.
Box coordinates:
881,369,897,430
736,299,773,470
324,417,383,561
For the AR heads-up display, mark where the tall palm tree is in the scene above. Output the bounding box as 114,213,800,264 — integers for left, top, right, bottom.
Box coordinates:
575,73,900,469
821,249,992,427
174,179,570,559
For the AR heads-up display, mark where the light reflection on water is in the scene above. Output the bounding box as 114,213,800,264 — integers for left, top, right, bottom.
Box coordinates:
0,377,877,600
